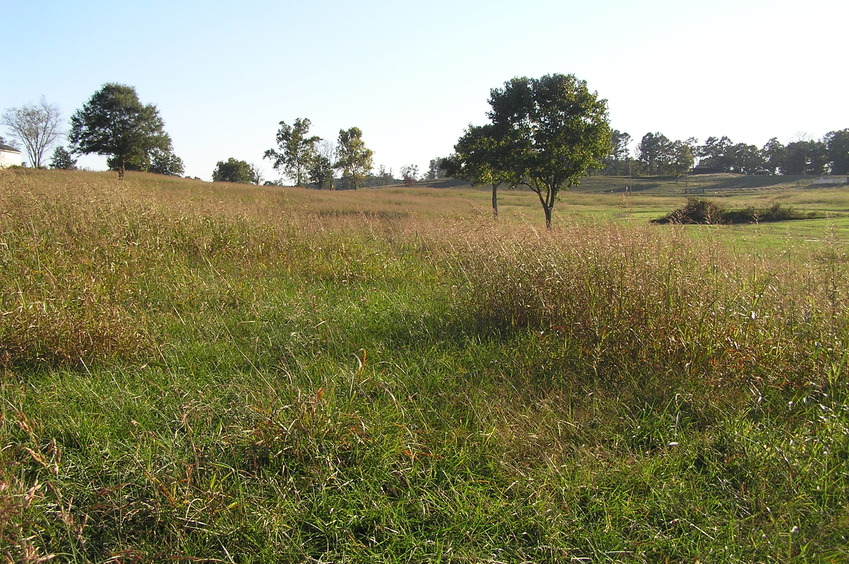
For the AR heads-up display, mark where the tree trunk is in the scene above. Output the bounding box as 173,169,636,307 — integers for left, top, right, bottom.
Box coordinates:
543,205,552,229
491,183,498,219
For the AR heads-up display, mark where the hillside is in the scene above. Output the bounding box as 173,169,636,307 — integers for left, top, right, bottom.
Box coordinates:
1,168,848,562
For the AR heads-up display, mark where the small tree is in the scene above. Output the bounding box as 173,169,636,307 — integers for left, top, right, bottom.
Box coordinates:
334,127,373,190
249,163,264,185
70,83,172,179
212,158,255,183
264,118,320,186
2,97,63,169
308,140,335,189
50,146,77,170
455,74,610,228
449,124,517,219
401,164,419,186
426,158,447,180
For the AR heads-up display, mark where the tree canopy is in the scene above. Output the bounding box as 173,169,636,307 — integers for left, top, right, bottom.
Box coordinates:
212,157,255,183
50,146,77,170
826,129,849,175
452,74,611,228
69,83,173,179
448,124,516,218
149,148,185,176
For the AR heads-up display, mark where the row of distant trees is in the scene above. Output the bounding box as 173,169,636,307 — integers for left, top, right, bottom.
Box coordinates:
1,85,185,177
4,84,848,191
213,118,449,189
1,84,411,188
262,119,374,189
600,130,849,177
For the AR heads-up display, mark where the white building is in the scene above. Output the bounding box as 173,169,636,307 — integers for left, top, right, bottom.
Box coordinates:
813,175,849,186
0,143,22,168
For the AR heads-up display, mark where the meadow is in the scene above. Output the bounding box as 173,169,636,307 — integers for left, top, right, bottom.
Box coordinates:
1,169,848,562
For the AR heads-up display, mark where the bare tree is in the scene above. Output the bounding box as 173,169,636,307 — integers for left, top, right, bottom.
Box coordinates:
250,162,264,185
2,97,63,168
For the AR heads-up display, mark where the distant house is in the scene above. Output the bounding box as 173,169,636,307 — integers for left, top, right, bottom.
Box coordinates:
813,175,849,186
0,143,22,168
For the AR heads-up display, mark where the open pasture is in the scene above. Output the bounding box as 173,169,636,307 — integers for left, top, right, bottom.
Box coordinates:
1,169,848,562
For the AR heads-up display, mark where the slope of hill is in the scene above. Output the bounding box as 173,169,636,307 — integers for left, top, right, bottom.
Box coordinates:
1,168,847,562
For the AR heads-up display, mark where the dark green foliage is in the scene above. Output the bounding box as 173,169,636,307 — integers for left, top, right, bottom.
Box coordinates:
601,129,632,175
212,157,254,183
149,148,185,176
69,83,173,179
454,74,612,228
308,154,334,189
637,132,672,175
761,137,786,175
826,129,849,175
49,146,77,170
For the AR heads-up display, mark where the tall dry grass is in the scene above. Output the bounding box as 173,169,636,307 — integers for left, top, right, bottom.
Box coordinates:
1,169,848,561
444,220,848,390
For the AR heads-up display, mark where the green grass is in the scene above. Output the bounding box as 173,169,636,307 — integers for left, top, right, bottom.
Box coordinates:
1,169,848,562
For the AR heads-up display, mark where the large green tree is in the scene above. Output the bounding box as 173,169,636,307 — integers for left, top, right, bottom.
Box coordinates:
69,83,172,179
264,118,320,186
727,143,766,175
697,136,734,172
825,129,849,175
761,138,785,175
637,132,671,175
212,158,255,183
456,74,610,227
669,139,696,178
2,97,63,169
334,127,373,190
601,130,632,175
781,140,828,175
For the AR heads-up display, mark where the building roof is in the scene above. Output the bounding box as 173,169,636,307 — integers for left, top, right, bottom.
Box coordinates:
0,143,22,153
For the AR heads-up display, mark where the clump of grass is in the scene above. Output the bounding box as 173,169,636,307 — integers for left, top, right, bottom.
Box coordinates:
447,220,847,388
653,197,819,224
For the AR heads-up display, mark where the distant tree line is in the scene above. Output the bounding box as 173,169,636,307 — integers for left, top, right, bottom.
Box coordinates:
256,118,378,190
9,82,846,187
600,130,849,177
2,86,185,177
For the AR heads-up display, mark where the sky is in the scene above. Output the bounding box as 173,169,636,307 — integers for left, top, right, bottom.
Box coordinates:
3,0,848,181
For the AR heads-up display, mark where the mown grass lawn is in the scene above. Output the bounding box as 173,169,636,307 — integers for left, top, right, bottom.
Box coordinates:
1,169,848,562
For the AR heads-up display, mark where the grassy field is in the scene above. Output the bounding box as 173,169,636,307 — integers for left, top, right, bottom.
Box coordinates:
1,169,848,562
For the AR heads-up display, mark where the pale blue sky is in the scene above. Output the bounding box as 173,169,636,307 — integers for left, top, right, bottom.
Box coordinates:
4,0,847,180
